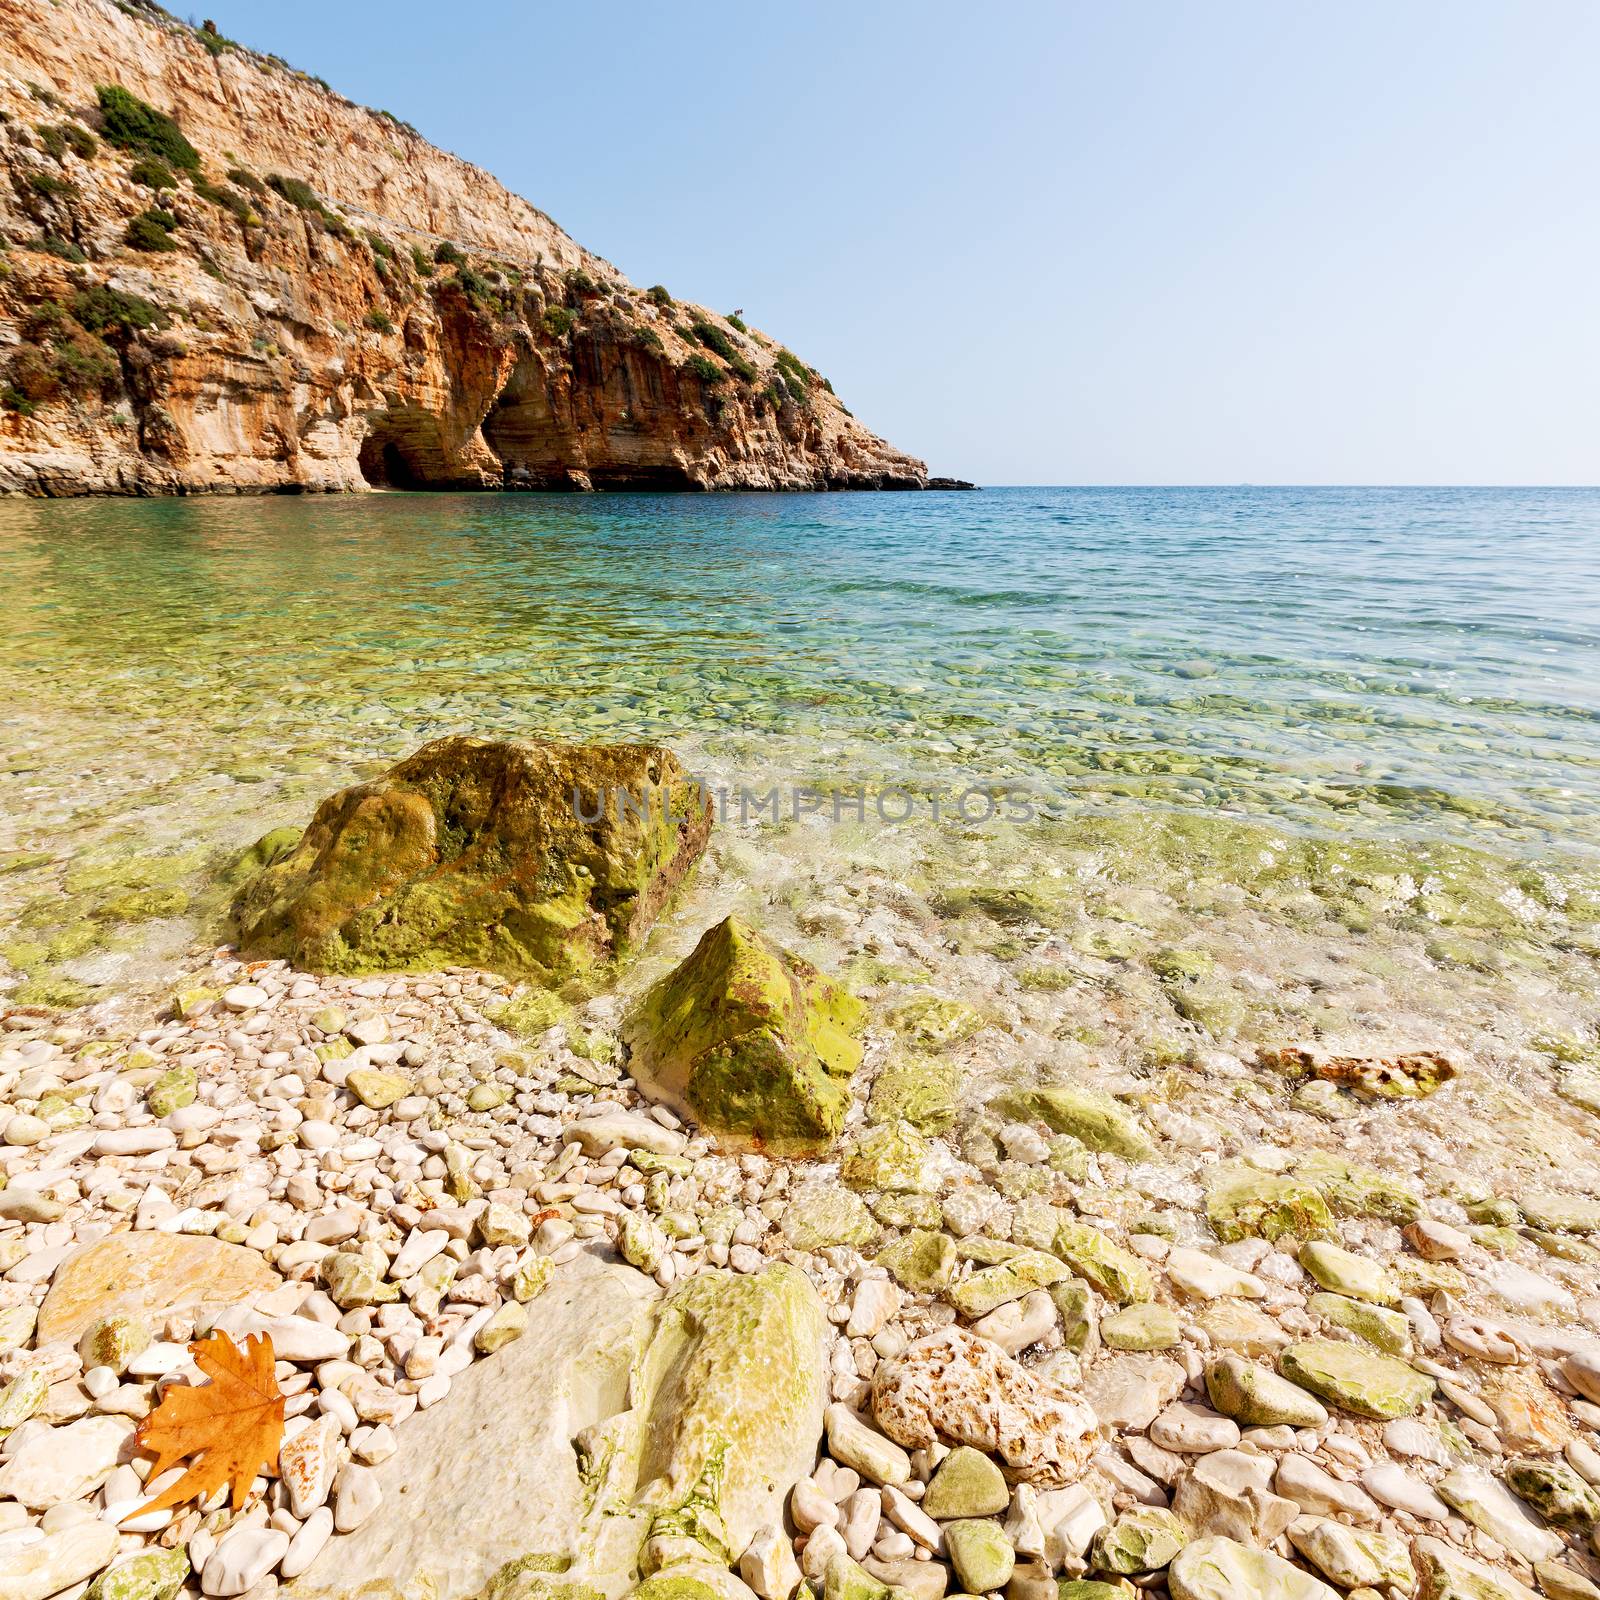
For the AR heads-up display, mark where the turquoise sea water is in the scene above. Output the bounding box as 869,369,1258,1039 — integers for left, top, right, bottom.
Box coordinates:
2,485,1598,1003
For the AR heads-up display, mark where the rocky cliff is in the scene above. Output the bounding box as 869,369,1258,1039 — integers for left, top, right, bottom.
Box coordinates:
0,0,926,494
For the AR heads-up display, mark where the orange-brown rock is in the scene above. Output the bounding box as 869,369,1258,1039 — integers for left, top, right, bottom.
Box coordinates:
0,0,926,495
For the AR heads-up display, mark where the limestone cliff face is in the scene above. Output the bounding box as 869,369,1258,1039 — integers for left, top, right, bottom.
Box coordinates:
0,0,926,494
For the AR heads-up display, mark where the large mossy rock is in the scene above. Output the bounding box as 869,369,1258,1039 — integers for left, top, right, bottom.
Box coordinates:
624,916,865,1155
634,1264,827,1559
233,736,710,981
290,1259,825,1600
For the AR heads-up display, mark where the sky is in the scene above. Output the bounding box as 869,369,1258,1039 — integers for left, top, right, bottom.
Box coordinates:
194,1,1600,486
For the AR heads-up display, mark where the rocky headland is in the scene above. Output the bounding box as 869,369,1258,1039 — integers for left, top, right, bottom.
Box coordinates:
3,732,1600,1600
0,0,927,495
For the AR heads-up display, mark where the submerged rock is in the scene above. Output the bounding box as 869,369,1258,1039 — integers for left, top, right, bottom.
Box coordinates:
234,735,710,981
626,917,865,1155
1258,1042,1456,1099
991,1084,1153,1160
1204,1166,1332,1244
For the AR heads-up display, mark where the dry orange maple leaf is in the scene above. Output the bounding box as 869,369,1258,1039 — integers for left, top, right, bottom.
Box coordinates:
130,1330,285,1520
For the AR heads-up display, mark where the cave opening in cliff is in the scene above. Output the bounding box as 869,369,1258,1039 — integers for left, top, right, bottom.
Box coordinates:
357,411,448,489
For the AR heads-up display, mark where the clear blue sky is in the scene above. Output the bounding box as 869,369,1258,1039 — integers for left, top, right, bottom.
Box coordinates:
198,1,1599,485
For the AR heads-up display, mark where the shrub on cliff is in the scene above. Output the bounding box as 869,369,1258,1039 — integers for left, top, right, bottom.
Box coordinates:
542,305,575,337
363,310,394,334
647,284,673,307
726,313,747,333
192,176,252,222
71,283,166,335
39,236,86,263
410,245,435,277
265,173,349,236
226,167,266,196
7,302,119,404
34,125,67,160
130,157,176,190
685,353,722,384
29,172,77,200
433,240,465,266
125,208,178,251
691,319,736,360
96,85,200,173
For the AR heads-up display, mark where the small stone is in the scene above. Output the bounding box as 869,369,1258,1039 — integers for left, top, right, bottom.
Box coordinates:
474,1301,528,1354
1100,1304,1180,1351
740,1525,803,1600
79,1315,153,1376
146,1065,197,1118
200,1528,290,1597
1307,1293,1409,1355
923,1447,1010,1519
0,1414,134,1508
1090,1508,1188,1575
343,1068,409,1109
873,1328,1098,1487
1205,1355,1328,1428
279,1414,339,1518
1171,1449,1297,1545
1437,1464,1564,1565
83,1546,190,1600
878,1231,957,1294
1084,1353,1187,1432
1164,1247,1265,1301
1273,1453,1377,1520
826,1403,912,1486
0,1368,48,1435
1297,1241,1397,1306
322,1251,400,1310
1412,1537,1543,1600
1149,1401,1239,1454
944,1519,1016,1593
333,1461,382,1531
223,984,268,1011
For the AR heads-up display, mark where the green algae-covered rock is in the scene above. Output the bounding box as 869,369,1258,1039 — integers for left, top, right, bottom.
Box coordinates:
867,1055,960,1133
345,1067,410,1110
234,735,710,981
1297,1241,1398,1306
992,1085,1153,1161
0,1367,47,1435
1204,1167,1332,1244
1091,1509,1187,1575
1521,1193,1600,1235
1204,1355,1328,1427
946,1249,1068,1318
1307,1293,1410,1355
922,1447,1009,1519
944,1520,1015,1593
780,1180,880,1252
1278,1340,1433,1419
889,994,984,1050
1100,1303,1181,1351
1504,1458,1600,1530
145,1064,196,1118
635,1264,827,1558
1057,1587,1129,1600
1287,1521,1414,1592
1169,1537,1337,1600
77,1314,151,1376
1411,1539,1541,1600
1291,1151,1420,1223
841,1121,941,1194
626,916,865,1155
84,1548,190,1600
1051,1278,1099,1355
1040,1218,1153,1306
224,826,303,887
878,1230,957,1293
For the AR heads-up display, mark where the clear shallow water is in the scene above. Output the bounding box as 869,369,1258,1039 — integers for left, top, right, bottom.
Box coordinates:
2,485,1599,1001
